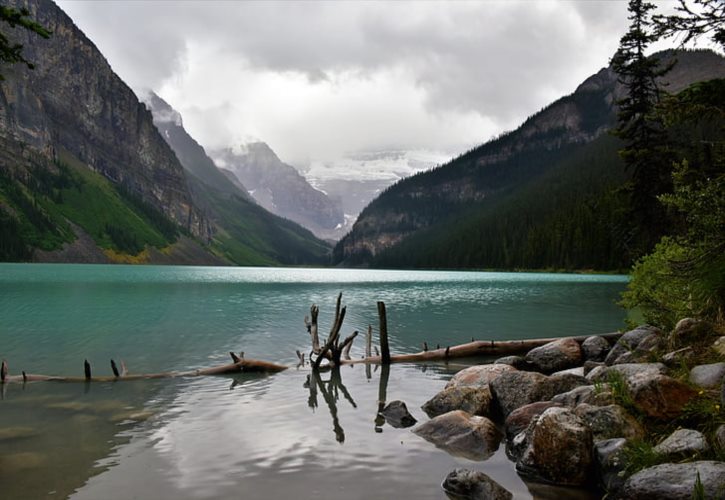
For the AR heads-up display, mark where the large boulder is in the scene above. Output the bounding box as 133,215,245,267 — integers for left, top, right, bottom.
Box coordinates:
441,468,513,500
380,400,417,428
716,424,725,449
490,371,588,417
628,374,697,419
586,362,694,418
587,362,668,384
713,336,725,357
504,401,562,441
623,461,725,499
525,338,582,374
445,364,516,389
422,386,493,419
493,355,531,370
661,347,694,367
669,317,710,348
551,366,585,377
581,335,611,362
573,403,644,441
594,438,628,495
689,362,725,389
413,410,501,461
653,428,709,458
605,326,662,365
551,385,614,407
516,407,593,486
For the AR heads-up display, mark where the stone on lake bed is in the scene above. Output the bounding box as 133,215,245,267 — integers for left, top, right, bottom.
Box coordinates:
422,386,493,419
2,452,47,470
525,338,582,374
653,428,709,457
689,362,725,389
0,427,39,441
109,410,155,424
623,461,725,499
441,468,512,500
445,364,516,389
413,410,501,461
380,400,417,428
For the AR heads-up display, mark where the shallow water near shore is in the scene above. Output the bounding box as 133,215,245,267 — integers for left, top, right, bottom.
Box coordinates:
0,264,628,499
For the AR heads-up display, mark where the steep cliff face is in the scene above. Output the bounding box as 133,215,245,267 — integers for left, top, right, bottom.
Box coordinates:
334,50,725,265
0,0,210,240
212,143,345,240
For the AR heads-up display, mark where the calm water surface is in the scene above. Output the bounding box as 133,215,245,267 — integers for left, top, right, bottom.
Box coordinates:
0,264,628,499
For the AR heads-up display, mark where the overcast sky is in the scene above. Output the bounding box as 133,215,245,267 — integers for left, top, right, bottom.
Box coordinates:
57,0,685,166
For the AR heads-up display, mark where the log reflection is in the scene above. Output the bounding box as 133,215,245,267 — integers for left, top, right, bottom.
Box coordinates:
305,367,357,443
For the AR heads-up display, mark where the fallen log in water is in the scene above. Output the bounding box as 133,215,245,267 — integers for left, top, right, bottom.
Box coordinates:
0,355,288,384
341,332,623,365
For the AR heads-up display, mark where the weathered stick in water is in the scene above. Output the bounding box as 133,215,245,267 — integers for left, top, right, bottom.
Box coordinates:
377,301,391,365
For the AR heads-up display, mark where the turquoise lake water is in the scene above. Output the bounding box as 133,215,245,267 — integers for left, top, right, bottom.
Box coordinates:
0,264,629,499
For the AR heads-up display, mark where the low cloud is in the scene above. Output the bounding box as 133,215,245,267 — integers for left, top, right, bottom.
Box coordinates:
58,1,656,164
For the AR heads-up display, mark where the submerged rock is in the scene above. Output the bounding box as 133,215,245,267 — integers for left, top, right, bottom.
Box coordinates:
516,407,594,486
623,461,725,499
380,400,417,428
413,410,501,461
581,335,611,362
0,427,39,441
653,428,709,458
422,386,493,419
525,338,582,374
689,362,725,389
445,364,516,389
441,468,512,500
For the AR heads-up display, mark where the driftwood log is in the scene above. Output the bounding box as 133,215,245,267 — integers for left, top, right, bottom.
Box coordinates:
0,354,287,384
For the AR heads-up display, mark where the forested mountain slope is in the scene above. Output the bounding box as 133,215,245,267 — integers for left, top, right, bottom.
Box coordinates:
333,50,725,269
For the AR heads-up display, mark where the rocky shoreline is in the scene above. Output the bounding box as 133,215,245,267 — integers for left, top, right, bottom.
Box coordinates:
388,319,725,499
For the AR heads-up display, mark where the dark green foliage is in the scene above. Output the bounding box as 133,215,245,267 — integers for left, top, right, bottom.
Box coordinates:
622,79,725,328
372,135,631,271
187,175,330,265
0,6,50,80
0,155,187,260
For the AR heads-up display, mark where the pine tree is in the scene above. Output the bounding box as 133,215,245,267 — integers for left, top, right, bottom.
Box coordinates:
610,0,672,255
